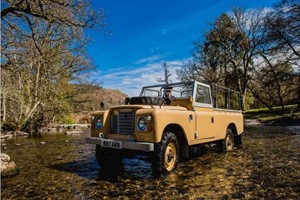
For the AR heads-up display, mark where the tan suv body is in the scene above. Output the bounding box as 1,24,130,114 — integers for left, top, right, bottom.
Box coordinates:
86,81,243,174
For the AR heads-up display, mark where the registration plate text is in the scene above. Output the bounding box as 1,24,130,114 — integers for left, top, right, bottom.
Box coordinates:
101,139,122,149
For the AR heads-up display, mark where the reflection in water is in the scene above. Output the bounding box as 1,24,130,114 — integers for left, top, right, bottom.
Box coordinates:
1,127,300,199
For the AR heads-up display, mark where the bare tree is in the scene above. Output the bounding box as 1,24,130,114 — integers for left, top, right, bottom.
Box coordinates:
249,55,295,111
177,60,202,82
157,60,172,84
1,0,106,132
249,0,300,111
264,0,300,67
178,8,268,110
1,0,105,28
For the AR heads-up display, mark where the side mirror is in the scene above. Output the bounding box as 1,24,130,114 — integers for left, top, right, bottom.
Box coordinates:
159,97,172,108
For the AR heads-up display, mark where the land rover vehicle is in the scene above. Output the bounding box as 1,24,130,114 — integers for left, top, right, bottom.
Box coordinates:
86,81,243,174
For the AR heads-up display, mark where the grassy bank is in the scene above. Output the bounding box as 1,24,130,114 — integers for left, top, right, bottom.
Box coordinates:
244,104,300,125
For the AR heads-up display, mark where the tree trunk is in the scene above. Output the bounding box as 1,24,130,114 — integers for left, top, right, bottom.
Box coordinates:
250,90,274,112
1,93,6,122
19,101,41,130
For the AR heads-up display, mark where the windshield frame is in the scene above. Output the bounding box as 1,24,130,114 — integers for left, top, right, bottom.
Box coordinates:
139,81,195,98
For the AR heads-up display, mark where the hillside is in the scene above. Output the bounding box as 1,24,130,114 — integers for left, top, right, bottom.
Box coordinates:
95,88,129,109
71,86,129,123
74,85,129,110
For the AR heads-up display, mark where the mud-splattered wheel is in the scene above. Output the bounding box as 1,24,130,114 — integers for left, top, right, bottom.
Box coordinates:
225,129,234,151
164,142,177,172
152,131,179,175
218,129,234,152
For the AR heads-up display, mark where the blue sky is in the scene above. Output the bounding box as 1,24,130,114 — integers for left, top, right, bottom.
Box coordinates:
87,0,279,96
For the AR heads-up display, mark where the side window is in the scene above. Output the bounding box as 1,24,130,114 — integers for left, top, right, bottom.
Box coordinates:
196,85,211,104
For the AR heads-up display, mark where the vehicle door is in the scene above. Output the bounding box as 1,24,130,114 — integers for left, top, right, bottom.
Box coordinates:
193,82,217,140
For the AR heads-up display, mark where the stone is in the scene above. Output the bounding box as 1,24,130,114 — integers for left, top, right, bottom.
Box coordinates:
0,135,9,140
16,131,29,137
1,153,18,177
6,131,29,137
65,130,84,135
1,144,7,150
56,126,63,132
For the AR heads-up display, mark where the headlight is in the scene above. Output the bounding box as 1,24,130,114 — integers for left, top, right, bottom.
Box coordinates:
137,117,147,131
96,117,103,128
137,115,152,131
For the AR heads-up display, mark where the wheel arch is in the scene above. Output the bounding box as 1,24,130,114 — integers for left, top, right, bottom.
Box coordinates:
227,123,238,136
163,124,188,144
227,123,242,145
163,124,189,160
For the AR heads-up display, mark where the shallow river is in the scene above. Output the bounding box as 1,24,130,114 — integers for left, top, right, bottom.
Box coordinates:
1,126,300,199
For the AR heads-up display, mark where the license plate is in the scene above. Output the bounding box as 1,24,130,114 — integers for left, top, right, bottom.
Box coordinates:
101,139,122,149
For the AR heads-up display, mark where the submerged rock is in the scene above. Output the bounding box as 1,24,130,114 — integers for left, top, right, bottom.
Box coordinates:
1,153,18,177
39,127,58,134
6,131,29,137
0,134,12,140
65,129,84,135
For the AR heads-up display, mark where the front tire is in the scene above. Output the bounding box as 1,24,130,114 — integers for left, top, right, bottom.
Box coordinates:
152,131,179,175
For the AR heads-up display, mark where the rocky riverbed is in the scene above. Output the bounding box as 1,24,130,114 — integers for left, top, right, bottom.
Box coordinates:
1,125,300,199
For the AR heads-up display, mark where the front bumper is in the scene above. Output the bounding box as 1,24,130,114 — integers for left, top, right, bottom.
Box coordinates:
85,137,154,152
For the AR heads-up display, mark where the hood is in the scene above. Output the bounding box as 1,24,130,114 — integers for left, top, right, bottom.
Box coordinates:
110,104,187,111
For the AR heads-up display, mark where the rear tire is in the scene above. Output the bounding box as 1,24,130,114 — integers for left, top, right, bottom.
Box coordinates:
234,134,242,146
152,131,179,175
217,129,234,152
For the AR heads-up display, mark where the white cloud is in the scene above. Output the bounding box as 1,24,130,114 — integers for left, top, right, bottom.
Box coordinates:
134,55,164,65
162,28,168,35
150,47,160,52
99,58,190,96
227,7,273,29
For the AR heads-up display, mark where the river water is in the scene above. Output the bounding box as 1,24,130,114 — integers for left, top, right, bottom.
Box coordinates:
1,126,300,199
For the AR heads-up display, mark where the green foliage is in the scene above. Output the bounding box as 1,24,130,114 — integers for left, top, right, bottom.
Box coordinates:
199,13,248,88
0,0,105,133
56,114,76,124
244,92,255,110
178,4,299,111
244,105,300,122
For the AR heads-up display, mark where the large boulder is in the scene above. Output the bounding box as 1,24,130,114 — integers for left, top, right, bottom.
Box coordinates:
1,153,18,177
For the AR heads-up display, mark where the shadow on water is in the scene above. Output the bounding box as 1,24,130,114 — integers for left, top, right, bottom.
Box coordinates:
122,157,154,180
48,155,155,182
48,157,100,180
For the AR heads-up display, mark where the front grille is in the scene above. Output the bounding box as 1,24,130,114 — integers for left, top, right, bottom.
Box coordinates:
111,111,134,134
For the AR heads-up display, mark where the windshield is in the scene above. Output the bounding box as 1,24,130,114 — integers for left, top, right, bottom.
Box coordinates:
139,82,194,98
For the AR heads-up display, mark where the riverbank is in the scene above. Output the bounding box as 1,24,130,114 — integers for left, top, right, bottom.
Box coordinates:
244,104,300,126
244,117,300,136
0,123,90,140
